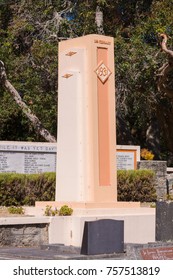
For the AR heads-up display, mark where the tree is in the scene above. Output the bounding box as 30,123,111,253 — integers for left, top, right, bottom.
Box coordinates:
114,0,173,162
0,0,173,164
0,0,99,141
0,0,58,141
0,60,56,142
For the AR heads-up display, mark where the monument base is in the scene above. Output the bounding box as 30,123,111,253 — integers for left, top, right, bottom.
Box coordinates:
48,209,155,246
30,202,155,246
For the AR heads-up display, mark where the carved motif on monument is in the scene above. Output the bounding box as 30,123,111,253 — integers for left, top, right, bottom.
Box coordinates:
65,51,77,56
62,73,73,79
95,61,112,84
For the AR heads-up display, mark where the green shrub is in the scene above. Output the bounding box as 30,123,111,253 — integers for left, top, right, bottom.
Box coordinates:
59,205,73,216
0,170,157,206
0,172,55,206
117,169,157,202
44,205,59,216
8,206,25,214
44,205,73,216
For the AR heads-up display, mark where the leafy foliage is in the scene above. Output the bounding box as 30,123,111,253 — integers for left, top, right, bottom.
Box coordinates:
0,172,55,206
44,204,73,216
0,1,58,141
117,170,157,202
59,205,73,216
7,206,25,214
44,205,59,216
0,170,157,205
114,0,173,163
140,148,155,160
0,1,173,162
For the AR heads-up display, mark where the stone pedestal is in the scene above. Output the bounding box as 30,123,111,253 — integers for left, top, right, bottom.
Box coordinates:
156,201,173,241
138,161,167,199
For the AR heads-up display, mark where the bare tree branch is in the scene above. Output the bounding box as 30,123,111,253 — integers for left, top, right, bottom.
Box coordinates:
95,6,104,35
160,33,173,57
0,60,56,143
157,34,173,99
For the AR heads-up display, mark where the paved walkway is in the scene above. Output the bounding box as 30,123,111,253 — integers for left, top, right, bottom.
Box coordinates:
0,244,127,260
0,242,173,260
1,242,173,260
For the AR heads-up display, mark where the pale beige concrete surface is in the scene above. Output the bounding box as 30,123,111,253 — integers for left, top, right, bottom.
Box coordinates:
57,34,117,203
48,209,155,246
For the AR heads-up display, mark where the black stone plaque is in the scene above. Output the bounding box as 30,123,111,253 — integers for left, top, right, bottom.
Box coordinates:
156,201,173,241
80,219,124,255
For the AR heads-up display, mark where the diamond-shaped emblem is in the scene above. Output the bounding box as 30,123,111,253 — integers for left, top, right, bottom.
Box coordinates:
95,61,112,83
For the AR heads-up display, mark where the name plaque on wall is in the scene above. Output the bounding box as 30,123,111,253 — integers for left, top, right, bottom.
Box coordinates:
0,142,140,174
116,151,135,170
116,146,140,170
0,142,56,174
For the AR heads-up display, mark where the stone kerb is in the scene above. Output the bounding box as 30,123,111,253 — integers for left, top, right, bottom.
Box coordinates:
137,160,167,200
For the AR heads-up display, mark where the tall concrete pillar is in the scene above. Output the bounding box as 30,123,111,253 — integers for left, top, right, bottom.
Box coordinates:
56,34,117,204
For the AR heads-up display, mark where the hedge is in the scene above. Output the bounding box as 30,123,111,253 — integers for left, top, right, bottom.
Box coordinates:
0,170,157,206
117,169,157,202
0,172,55,206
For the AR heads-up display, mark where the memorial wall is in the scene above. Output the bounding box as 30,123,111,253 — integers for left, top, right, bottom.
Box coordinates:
0,142,56,174
0,142,140,174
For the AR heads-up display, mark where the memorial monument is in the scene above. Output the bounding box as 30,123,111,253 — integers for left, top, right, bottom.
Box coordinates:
56,34,117,205
36,34,155,246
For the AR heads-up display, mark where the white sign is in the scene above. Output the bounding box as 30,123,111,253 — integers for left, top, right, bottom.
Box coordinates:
116,151,135,170
0,142,56,174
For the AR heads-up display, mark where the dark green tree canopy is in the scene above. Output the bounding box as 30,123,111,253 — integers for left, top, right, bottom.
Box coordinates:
0,0,173,163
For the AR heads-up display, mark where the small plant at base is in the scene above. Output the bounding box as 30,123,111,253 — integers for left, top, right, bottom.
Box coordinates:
44,205,52,216
51,208,59,216
150,202,156,208
44,205,59,216
59,205,73,216
8,206,25,215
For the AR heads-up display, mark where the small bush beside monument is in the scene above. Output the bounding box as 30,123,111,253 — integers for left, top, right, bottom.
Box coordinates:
0,172,55,206
117,170,157,202
44,205,73,216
